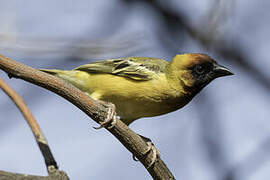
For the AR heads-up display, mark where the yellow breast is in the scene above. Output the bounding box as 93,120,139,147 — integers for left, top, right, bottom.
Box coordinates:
79,72,188,124
51,70,190,125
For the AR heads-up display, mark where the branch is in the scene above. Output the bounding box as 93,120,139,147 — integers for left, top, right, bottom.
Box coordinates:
0,169,68,180
0,77,59,170
0,78,69,179
124,0,270,90
0,54,175,180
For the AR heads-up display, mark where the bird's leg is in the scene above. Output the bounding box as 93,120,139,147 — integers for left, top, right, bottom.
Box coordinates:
133,134,160,169
93,100,117,129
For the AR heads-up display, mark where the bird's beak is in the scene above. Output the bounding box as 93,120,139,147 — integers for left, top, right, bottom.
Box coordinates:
212,63,234,78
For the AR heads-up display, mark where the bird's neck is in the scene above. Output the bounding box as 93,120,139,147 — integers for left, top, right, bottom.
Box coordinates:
165,64,202,102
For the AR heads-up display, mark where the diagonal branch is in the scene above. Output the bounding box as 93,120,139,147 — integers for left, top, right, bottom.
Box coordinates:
0,78,68,179
0,77,58,171
0,54,175,180
0,169,69,180
124,0,270,90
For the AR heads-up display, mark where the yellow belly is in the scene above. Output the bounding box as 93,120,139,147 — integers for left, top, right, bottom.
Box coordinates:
84,73,188,124
102,95,189,125
56,70,189,125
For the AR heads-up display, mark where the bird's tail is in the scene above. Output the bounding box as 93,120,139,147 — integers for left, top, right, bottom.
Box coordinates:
39,69,91,92
39,69,64,75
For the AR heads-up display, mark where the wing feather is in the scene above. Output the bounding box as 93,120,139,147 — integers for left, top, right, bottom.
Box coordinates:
74,57,168,81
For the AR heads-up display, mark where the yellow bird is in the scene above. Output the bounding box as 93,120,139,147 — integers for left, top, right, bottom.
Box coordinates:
40,53,233,125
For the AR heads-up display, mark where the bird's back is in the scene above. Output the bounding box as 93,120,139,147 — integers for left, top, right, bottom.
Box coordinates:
74,57,169,81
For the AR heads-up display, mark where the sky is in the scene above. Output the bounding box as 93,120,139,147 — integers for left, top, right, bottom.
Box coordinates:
0,0,270,180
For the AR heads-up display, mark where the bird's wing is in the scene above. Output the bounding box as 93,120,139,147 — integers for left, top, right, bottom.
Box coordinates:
74,57,169,81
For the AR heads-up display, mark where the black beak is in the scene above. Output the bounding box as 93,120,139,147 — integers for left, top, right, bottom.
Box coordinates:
212,63,234,78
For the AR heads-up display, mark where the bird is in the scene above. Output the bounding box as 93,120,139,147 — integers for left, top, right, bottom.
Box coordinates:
40,53,233,126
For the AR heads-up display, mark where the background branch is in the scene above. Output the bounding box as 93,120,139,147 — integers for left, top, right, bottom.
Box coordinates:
0,169,68,180
0,77,58,171
0,77,68,179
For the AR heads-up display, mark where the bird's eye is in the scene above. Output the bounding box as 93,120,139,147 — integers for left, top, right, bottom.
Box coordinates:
195,65,205,74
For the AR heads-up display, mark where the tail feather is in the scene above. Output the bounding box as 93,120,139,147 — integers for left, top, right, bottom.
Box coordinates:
39,69,91,92
39,69,63,75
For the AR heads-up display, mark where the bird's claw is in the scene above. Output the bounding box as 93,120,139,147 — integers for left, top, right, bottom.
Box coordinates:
93,102,117,129
132,141,160,169
144,141,160,169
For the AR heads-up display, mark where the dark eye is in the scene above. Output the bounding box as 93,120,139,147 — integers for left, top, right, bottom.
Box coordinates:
195,64,205,74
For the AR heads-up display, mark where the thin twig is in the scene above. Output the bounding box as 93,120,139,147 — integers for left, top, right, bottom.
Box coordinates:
0,54,175,180
0,77,59,173
0,169,69,180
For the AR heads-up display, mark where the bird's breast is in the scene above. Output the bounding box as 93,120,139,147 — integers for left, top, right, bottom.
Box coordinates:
92,74,191,123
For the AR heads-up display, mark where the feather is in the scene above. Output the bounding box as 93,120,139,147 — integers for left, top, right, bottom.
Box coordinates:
74,57,168,81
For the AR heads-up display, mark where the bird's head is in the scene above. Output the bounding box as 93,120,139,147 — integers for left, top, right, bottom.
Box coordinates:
168,53,233,94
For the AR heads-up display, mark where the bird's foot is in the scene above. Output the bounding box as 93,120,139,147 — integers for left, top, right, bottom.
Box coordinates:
93,101,117,129
133,135,160,169
144,141,160,169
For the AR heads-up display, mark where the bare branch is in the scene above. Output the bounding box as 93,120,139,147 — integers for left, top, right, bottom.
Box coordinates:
0,54,175,180
0,77,59,174
0,169,68,180
124,0,270,90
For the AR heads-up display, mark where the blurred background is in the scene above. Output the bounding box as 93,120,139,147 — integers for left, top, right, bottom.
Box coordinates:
0,0,270,179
